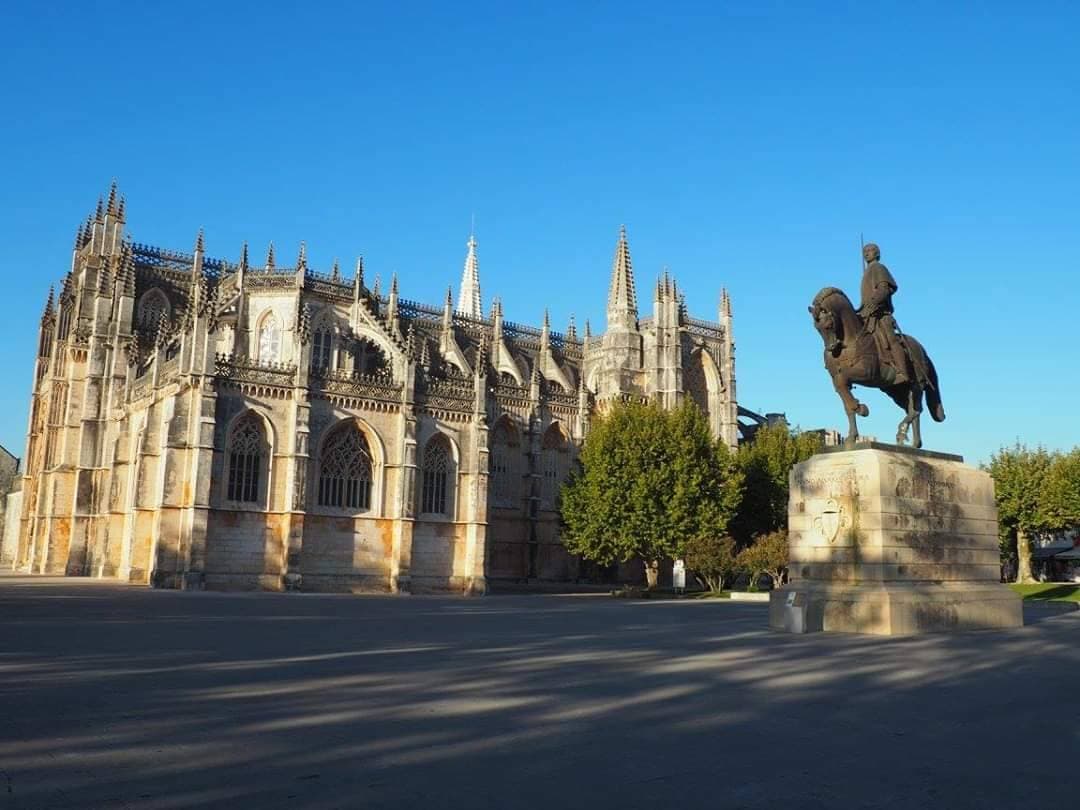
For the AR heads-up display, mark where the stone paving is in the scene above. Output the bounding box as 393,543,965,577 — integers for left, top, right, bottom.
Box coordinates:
0,574,1077,809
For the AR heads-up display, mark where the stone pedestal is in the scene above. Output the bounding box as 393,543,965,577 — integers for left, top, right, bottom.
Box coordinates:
770,443,1022,635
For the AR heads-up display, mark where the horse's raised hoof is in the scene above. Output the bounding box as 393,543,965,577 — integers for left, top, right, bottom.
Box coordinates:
857,403,870,417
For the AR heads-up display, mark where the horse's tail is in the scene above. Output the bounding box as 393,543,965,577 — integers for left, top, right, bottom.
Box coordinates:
924,354,946,422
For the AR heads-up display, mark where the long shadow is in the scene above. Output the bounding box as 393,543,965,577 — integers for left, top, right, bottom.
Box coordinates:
0,576,1077,809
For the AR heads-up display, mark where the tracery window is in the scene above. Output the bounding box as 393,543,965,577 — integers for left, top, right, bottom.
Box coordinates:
318,422,373,511
137,289,169,331
257,312,281,364
311,326,332,373
420,434,453,516
541,423,569,508
352,338,388,376
490,419,520,509
226,412,268,504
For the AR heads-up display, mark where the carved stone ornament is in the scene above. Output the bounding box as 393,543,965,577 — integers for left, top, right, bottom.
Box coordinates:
812,498,850,544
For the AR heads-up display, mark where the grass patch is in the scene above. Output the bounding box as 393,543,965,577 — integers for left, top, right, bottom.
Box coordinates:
1009,583,1080,602
693,590,732,599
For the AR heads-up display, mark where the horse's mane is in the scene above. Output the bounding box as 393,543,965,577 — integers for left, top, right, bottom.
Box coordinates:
812,286,853,311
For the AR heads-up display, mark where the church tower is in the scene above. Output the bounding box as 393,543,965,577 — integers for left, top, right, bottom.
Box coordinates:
592,225,644,399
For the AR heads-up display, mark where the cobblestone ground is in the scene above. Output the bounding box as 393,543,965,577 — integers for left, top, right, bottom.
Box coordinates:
0,574,1076,810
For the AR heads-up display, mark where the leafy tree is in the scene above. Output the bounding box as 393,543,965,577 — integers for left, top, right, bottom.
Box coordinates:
729,423,822,545
561,400,742,588
684,535,738,592
737,530,789,591
1040,448,1080,533
986,444,1054,583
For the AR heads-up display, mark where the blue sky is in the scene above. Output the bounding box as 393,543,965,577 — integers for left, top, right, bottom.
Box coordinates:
1,1,1077,464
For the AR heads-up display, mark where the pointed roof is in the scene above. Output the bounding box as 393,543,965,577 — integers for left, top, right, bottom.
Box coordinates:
330,258,341,283
457,233,482,318
607,224,637,325
106,181,118,216
265,241,275,270
238,241,249,271
42,286,55,323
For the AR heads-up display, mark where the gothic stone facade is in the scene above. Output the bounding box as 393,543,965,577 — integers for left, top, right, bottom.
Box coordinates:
11,185,737,593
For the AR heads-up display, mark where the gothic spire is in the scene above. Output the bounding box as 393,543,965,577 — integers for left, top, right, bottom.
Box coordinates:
42,286,55,323
720,287,732,319
540,308,550,350
330,258,341,283
607,224,637,328
94,196,104,223
567,313,577,341
296,241,307,272
194,228,205,254
106,181,118,217
373,274,381,299
239,241,249,271
119,239,136,298
83,215,93,247
116,195,126,222
457,231,482,318
74,221,85,251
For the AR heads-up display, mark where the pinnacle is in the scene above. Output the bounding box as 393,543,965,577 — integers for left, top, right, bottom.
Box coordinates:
194,228,205,254
116,195,126,221
106,181,118,216
239,241,249,270
265,242,275,270
331,258,341,282
607,224,637,321
297,241,307,270
95,196,104,222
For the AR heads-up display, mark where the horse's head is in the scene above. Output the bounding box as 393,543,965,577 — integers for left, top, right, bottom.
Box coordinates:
809,288,847,357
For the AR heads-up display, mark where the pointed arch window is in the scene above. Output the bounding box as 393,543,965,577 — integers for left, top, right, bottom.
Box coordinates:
352,338,389,377
226,412,269,504
311,326,332,373
420,434,454,516
541,424,570,509
318,422,373,511
257,312,281,364
137,289,170,331
490,420,521,509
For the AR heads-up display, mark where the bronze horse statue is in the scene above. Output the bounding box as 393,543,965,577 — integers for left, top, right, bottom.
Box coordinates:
810,287,945,448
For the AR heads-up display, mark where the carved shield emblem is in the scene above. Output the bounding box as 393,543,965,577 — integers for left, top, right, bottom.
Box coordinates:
813,499,847,543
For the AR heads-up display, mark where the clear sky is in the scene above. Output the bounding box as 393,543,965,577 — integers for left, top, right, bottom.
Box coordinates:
1,1,1077,464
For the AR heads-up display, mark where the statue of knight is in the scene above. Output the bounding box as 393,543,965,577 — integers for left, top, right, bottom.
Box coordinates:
857,242,928,387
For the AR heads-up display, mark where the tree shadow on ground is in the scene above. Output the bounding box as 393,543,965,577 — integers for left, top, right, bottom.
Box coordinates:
0,575,1077,810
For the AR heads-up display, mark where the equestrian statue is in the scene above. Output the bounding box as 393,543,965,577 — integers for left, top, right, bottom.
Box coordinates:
809,242,945,448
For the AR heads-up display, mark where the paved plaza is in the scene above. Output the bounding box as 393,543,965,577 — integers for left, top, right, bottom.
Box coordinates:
0,575,1077,809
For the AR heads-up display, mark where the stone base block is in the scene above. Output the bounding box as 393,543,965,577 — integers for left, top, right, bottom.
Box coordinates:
769,582,1023,635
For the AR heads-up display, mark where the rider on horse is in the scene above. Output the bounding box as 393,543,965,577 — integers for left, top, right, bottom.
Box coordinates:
857,242,912,386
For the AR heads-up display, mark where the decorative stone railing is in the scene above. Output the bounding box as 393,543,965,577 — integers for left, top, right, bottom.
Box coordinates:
309,368,402,401
417,374,475,413
214,354,297,388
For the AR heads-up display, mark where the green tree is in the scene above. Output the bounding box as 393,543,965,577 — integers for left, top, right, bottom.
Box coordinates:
684,535,738,592
729,423,822,545
561,400,743,588
737,530,789,591
986,444,1055,583
1040,448,1080,533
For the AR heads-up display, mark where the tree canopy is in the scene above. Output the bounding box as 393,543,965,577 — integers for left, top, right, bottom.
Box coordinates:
560,400,742,573
728,423,822,545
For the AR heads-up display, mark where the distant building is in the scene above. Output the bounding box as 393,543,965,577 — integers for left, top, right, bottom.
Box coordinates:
12,184,738,593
